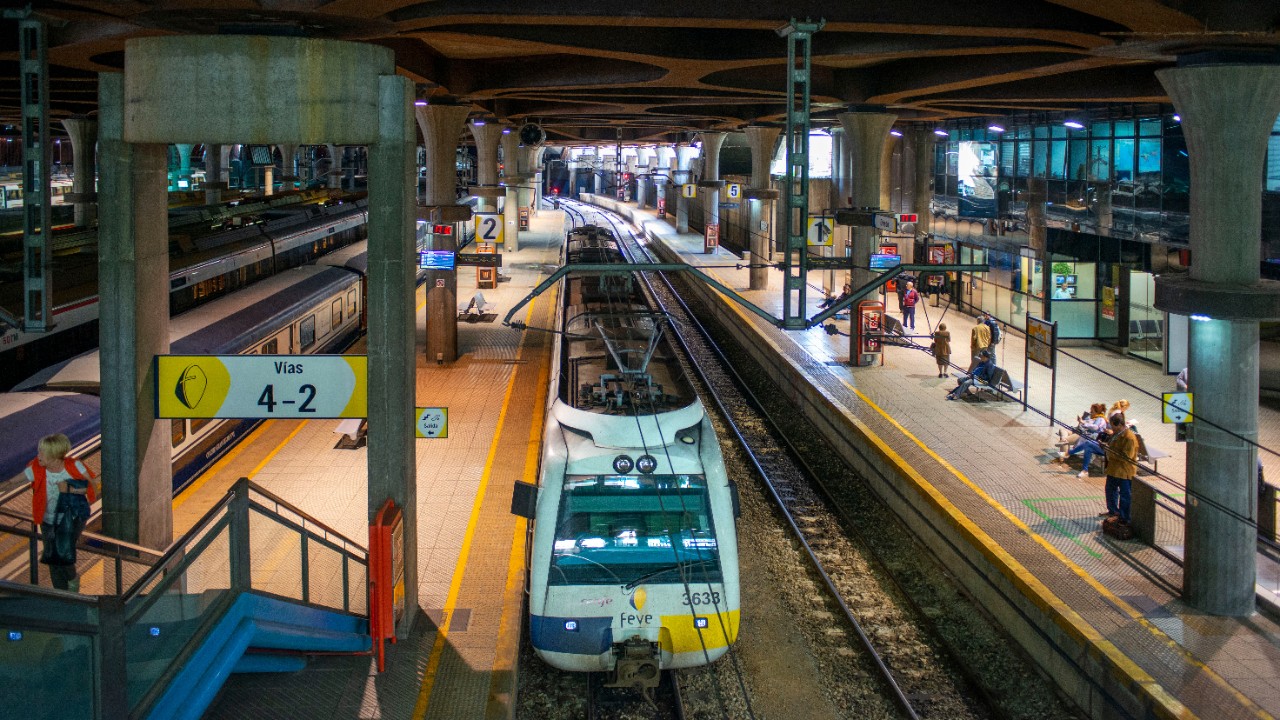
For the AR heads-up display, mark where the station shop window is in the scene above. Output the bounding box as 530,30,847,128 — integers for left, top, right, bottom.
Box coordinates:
300,315,316,350
171,419,185,448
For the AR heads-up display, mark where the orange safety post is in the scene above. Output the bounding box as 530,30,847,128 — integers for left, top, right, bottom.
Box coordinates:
369,498,405,672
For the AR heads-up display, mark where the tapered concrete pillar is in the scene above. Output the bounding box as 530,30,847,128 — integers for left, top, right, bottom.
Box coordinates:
61,117,97,227
1155,63,1280,616
204,143,223,205
326,144,342,189
534,146,547,211
366,74,420,636
675,144,697,232
745,126,780,290
97,73,172,550
279,143,298,189
174,143,194,189
500,127,520,252
469,120,503,214
839,110,898,290
416,103,471,363
635,147,653,208
880,133,897,213
698,133,726,253
911,127,934,241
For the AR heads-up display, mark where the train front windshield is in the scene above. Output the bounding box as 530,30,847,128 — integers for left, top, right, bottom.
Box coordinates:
550,474,722,587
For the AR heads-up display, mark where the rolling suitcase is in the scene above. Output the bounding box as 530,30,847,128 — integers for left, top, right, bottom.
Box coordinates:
1102,516,1133,540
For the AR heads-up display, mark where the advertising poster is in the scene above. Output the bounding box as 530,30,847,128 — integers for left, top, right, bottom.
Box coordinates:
1101,286,1116,320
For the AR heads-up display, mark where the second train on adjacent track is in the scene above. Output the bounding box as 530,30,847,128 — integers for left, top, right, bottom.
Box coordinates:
521,223,740,688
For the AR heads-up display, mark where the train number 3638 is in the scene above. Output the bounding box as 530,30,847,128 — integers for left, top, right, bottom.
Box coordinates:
682,591,721,606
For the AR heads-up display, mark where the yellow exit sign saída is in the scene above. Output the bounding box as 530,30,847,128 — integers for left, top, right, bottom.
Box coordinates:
157,355,367,419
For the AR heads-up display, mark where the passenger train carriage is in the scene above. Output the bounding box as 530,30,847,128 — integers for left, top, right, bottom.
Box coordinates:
519,224,740,688
0,262,365,518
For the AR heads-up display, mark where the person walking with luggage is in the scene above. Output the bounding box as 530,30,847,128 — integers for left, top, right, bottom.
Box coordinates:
25,433,96,592
931,323,951,378
1102,414,1139,524
969,316,991,371
902,281,920,331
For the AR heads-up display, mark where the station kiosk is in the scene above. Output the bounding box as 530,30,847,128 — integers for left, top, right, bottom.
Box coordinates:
855,300,885,367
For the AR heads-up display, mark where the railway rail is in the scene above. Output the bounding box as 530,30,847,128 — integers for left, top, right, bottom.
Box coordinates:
556,198,1081,720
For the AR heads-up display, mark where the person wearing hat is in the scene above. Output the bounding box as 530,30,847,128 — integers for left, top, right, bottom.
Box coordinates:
947,349,996,400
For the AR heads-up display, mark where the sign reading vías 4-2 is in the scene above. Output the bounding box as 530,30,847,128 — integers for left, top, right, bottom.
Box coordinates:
157,355,366,419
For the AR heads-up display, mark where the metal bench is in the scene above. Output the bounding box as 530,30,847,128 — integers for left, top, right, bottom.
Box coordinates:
457,291,496,318
951,367,1024,401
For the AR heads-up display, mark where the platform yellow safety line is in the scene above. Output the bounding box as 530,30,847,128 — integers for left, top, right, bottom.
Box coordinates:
411,290,545,720
682,252,1260,720
486,293,554,718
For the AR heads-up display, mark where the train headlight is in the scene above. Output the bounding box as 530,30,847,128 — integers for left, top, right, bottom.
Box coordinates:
694,617,709,629
636,454,658,474
613,455,634,474
564,620,579,632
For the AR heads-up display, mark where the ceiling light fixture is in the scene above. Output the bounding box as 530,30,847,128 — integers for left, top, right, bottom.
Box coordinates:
1063,120,1085,130
889,129,903,137
1173,114,1181,122
933,129,949,137
413,100,427,107
987,124,1006,133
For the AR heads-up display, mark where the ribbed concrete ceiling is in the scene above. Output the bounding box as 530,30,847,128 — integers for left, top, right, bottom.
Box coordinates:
2,1,1278,143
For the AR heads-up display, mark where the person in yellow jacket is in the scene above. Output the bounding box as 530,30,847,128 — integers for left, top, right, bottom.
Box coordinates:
1102,414,1138,524
968,317,991,371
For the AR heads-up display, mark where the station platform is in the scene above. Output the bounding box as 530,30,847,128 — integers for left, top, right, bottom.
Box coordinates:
579,193,1280,720
168,210,566,719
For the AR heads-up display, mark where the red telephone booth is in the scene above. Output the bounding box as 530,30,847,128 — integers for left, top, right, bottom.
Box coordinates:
369,498,405,672
855,300,885,367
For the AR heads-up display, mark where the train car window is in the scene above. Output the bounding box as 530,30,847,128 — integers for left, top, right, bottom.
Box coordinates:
261,338,278,355
171,419,186,447
347,289,356,314
300,315,316,350
331,298,343,327
190,418,211,435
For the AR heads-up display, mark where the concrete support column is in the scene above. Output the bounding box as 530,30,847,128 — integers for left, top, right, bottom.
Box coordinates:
366,74,419,634
219,145,231,189
745,126,780,290
469,121,503,214
880,133,897,213
326,144,342,189
204,143,223,205
500,127,520,252
97,73,173,549
911,127,934,242
174,143,194,189
61,117,97,227
279,143,298,188
1155,64,1280,616
699,132,726,253
263,162,274,196
635,147,653,208
534,146,547,211
568,161,579,200
675,144,697,233
838,110,898,292
416,103,471,363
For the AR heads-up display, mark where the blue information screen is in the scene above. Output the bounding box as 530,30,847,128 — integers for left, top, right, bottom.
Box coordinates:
419,251,456,270
870,253,901,270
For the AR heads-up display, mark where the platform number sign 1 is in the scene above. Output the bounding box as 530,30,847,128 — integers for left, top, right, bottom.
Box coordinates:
475,213,503,246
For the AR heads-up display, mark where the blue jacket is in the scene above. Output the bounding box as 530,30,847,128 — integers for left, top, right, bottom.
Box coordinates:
971,360,997,383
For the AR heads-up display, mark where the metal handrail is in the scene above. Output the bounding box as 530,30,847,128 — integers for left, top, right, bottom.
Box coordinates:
120,491,237,604
246,480,367,556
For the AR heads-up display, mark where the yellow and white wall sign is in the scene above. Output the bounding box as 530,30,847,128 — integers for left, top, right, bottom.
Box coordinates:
725,183,742,200
681,183,697,198
807,215,835,246
475,212,504,245
157,355,366,419
415,407,449,438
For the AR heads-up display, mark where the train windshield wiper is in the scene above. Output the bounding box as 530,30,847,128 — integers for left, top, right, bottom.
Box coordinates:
623,560,705,590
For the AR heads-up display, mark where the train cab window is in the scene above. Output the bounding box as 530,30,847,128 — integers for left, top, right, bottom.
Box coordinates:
171,419,186,447
300,315,316,350
261,338,278,355
331,298,343,327
550,474,721,586
190,418,211,435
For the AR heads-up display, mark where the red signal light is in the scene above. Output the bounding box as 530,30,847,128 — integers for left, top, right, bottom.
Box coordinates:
553,187,560,195
897,213,919,223
432,224,452,235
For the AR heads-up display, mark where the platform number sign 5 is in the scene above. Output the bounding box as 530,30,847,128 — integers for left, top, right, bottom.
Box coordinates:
476,213,503,245
725,183,742,201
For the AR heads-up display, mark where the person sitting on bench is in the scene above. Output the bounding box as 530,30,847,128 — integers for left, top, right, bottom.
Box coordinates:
946,350,997,401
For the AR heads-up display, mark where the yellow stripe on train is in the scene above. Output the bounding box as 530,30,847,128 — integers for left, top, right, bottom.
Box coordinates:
659,610,740,654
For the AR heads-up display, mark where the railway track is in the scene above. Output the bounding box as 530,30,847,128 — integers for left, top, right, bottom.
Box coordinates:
587,671,686,720
562,199,1081,720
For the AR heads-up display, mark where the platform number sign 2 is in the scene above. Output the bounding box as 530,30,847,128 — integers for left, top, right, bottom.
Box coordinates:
475,213,503,245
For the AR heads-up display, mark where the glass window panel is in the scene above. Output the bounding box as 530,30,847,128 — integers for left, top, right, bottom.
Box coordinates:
171,419,185,448
1049,141,1067,179
1017,142,1032,177
947,142,959,176
1091,122,1112,137
1113,138,1135,182
935,142,947,177
1034,141,1048,177
1068,140,1089,180
1162,136,1190,214
1000,142,1015,175
1268,134,1280,193
1138,138,1161,174
959,127,973,141
1114,120,1135,137
1051,125,1068,139
1015,125,1031,139
1089,140,1111,181
1034,125,1050,139
1140,119,1162,136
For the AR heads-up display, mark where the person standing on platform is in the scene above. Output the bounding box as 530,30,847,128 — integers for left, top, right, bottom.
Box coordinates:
902,281,920,331
969,316,991,371
981,311,1001,355
26,433,96,592
1102,414,1139,524
931,323,951,378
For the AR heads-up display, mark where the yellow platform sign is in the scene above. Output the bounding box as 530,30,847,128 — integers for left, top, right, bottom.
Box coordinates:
681,184,697,198
157,355,366,419
475,212,503,245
